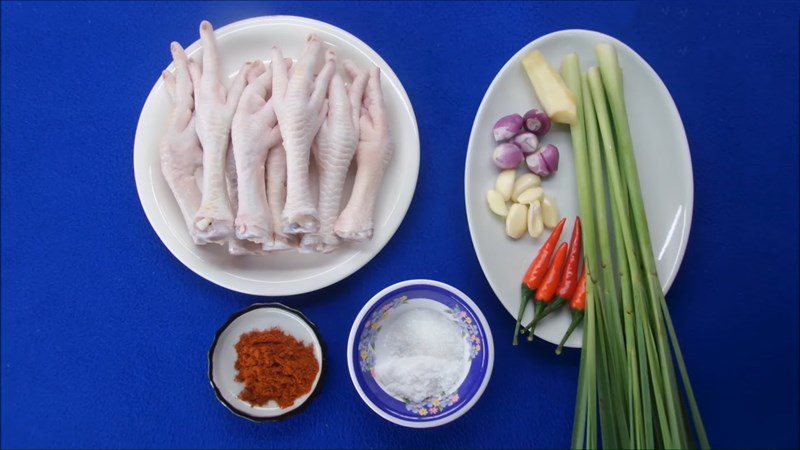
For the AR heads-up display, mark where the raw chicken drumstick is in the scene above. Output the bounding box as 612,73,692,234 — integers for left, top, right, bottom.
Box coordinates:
335,67,394,241
271,35,336,234
189,21,255,244
231,61,283,244
264,145,297,251
160,42,203,243
301,54,369,252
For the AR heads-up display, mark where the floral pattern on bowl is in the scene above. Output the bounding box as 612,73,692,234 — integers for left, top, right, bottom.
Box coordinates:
446,304,482,360
405,392,460,416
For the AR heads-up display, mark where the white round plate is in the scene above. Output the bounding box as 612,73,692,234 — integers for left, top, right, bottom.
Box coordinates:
465,30,693,348
134,16,419,296
209,303,323,421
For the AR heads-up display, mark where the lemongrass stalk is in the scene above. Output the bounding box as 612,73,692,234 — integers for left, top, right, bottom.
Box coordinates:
633,282,657,447
590,69,668,449
662,296,710,447
572,323,589,448
596,44,708,449
585,289,598,450
560,53,598,450
612,184,640,448
585,66,644,449
560,55,599,290
581,72,630,447
592,297,620,449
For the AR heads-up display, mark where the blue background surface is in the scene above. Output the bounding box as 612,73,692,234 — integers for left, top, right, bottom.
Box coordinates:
2,1,798,448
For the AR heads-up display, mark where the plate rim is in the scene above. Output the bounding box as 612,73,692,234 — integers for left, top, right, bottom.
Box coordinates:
346,279,495,428
133,15,420,296
464,29,694,347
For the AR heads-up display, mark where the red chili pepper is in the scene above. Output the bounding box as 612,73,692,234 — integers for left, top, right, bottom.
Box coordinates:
527,218,582,329
534,242,568,302
523,217,567,290
526,242,568,341
570,268,587,311
557,218,582,300
555,267,586,355
512,217,567,345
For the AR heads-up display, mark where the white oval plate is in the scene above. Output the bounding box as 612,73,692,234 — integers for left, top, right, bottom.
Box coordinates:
465,30,693,348
134,16,419,296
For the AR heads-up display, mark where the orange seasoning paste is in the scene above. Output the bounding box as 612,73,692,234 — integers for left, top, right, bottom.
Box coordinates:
234,328,319,408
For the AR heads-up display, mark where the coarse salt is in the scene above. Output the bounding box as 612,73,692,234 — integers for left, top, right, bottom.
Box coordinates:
373,307,468,402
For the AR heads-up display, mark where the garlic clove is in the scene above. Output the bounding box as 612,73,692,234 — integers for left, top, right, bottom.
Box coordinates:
512,173,541,201
506,203,528,239
516,187,544,204
486,190,509,216
495,169,516,201
542,196,560,228
528,200,544,238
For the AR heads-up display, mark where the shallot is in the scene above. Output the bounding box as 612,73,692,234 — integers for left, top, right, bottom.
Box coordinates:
522,108,552,136
513,132,539,154
493,114,523,141
493,143,524,169
526,144,559,176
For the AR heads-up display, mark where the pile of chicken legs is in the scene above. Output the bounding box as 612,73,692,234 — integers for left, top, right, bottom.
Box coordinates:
160,21,393,255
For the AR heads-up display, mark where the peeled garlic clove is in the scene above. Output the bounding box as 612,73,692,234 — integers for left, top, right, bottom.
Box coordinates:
528,200,544,238
486,190,509,216
542,196,559,228
512,173,541,201
495,169,516,201
506,203,528,239
516,187,544,204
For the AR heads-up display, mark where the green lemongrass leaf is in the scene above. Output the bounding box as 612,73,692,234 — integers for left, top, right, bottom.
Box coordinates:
596,43,708,449
585,289,598,450
593,297,619,448
642,309,676,448
587,67,643,449
561,54,600,450
561,53,591,450
573,321,589,450
661,298,711,449
581,72,630,447
631,278,655,448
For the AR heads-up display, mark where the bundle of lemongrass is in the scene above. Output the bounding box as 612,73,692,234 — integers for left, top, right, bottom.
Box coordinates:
560,45,709,449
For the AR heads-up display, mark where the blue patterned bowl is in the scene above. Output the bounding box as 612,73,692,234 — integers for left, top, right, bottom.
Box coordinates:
347,279,494,428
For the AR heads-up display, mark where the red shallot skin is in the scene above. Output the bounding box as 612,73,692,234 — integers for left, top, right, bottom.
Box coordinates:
522,108,551,136
526,144,559,176
513,132,539,154
493,114,523,141
493,142,524,169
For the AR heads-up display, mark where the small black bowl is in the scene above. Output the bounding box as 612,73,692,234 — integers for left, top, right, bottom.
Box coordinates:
208,303,325,422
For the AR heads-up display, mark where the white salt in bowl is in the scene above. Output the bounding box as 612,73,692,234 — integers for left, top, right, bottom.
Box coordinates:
347,280,494,428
